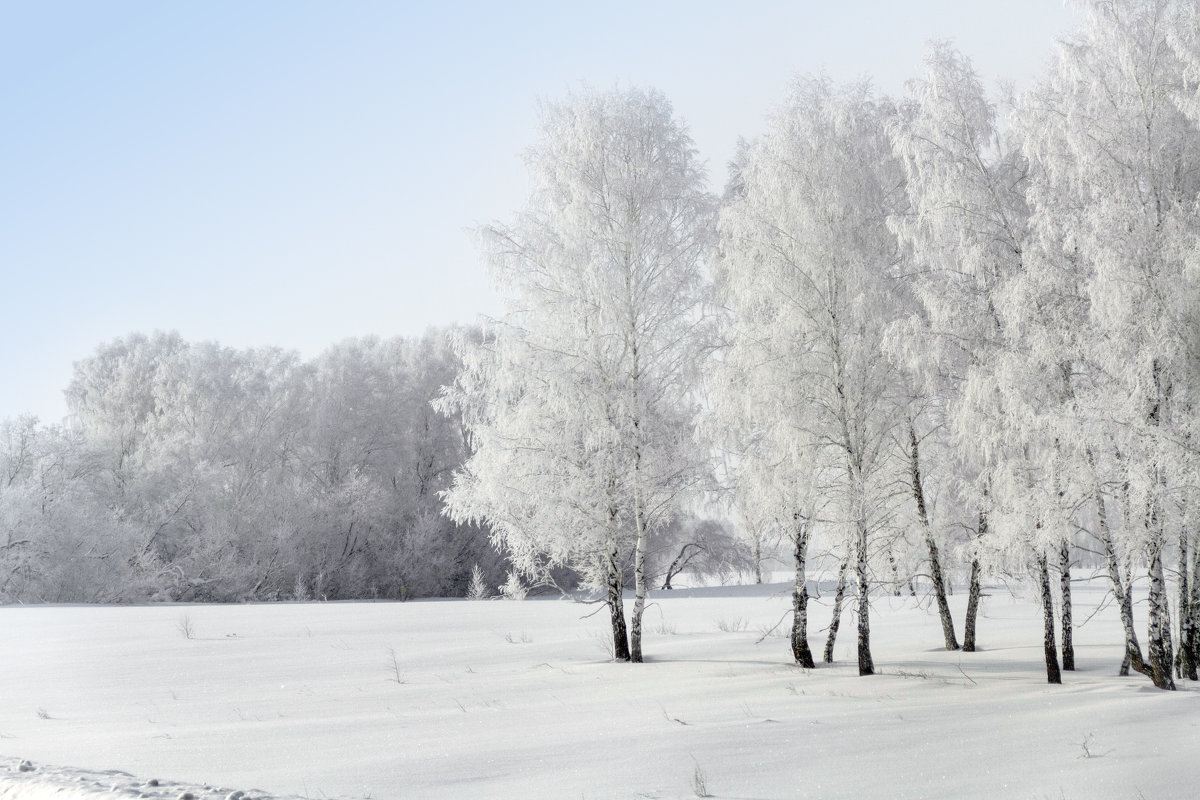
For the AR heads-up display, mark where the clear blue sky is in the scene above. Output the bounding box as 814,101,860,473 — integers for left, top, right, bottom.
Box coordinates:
0,1,1080,424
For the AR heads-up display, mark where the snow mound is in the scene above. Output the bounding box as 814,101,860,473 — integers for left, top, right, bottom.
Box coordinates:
0,759,307,800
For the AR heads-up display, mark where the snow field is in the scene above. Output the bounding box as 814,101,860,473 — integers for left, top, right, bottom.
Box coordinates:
0,579,1196,799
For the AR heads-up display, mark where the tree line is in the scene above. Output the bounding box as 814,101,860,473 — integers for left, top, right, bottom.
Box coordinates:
0,330,505,603
442,0,1200,689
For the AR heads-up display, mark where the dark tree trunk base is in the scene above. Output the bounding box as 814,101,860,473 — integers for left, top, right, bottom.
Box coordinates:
1060,541,1074,671
909,425,958,651
824,557,849,664
857,534,873,677
1146,544,1176,690
607,549,631,662
963,559,981,652
791,524,815,668
1037,552,1062,685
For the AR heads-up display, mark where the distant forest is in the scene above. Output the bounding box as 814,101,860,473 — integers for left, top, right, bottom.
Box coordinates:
0,330,498,602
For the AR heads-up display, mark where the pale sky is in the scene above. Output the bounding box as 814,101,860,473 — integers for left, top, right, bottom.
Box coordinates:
0,1,1081,424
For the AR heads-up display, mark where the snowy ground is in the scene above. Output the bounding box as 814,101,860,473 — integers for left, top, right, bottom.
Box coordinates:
0,577,1196,799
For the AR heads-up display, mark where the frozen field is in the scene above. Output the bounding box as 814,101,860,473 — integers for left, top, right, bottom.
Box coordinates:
0,578,1196,799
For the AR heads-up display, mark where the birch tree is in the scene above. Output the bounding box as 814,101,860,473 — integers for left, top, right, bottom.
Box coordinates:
440,87,716,662
889,43,1032,653
1165,0,1200,683
1016,0,1200,689
714,76,905,675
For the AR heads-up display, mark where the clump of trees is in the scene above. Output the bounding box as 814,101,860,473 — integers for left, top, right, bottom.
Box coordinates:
444,0,1200,688
0,329,505,602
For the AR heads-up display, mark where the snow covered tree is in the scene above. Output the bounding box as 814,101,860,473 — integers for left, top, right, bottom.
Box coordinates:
50,328,488,602
295,332,488,600
706,135,828,668
889,42,1033,654
1015,0,1200,689
713,76,907,675
440,87,717,662
651,516,755,590
904,417,959,651
442,322,638,656
1163,0,1200,684
467,563,491,600
0,419,144,603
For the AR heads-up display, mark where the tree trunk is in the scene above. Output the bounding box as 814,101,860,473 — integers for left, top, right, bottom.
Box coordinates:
753,536,764,585
856,522,874,676
1048,439,1073,672
963,558,982,652
1114,575,1145,677
1166,600,1176,683
1186,544,1200,680
790,517,814,668
963,505,987,652
629,424,648,662
1178,530,1197,681
886,550,903,597
1036,551,1062,685
606,545,631,661
1121,558,1138,677
1086,447,1145,677
627,338,649,664
1145,536,1176,690
1141,362,1175,690
960,503,988,652
630,510,648,663
1059,540,1074,671
909,425,958,651
824,556,849,664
